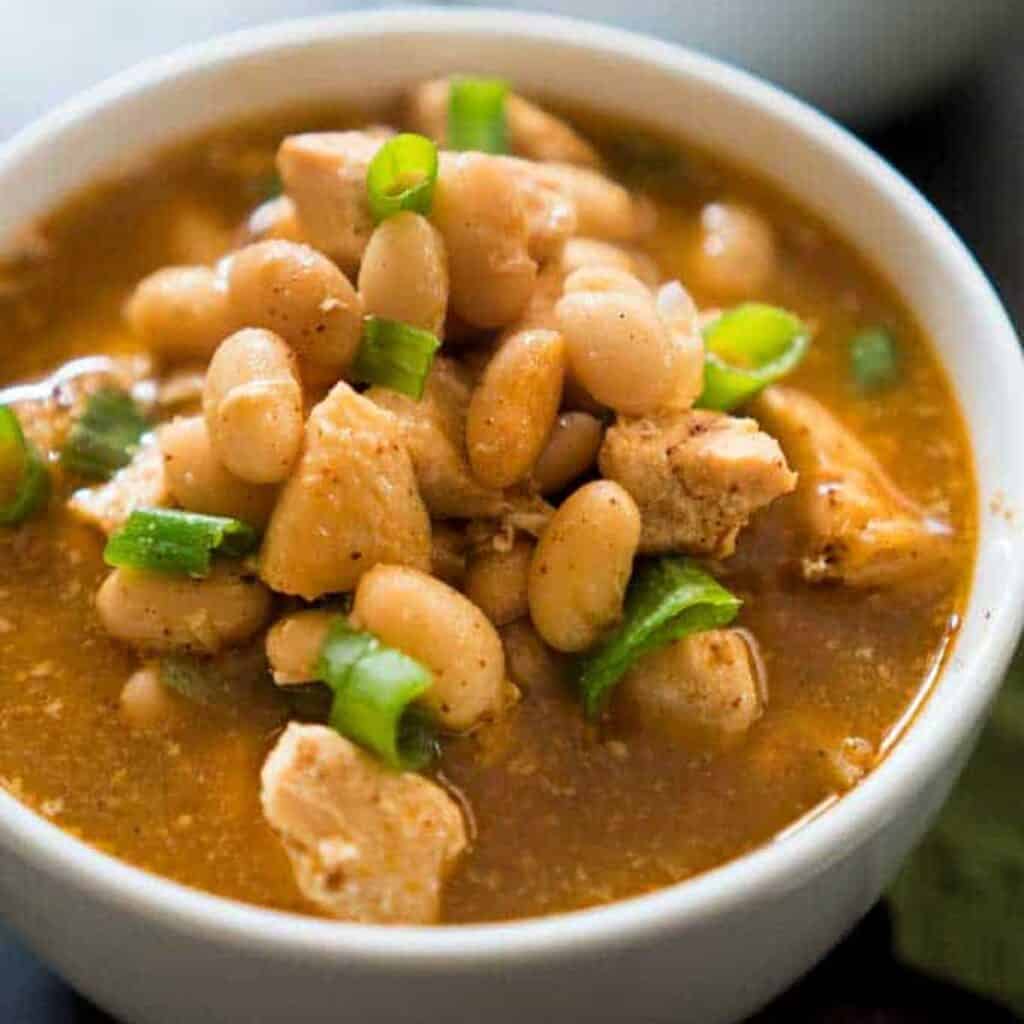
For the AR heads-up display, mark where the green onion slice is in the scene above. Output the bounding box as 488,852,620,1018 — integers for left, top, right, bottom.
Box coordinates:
0,405,48,525
698,303,810,411
351,316,441,400
62,389,149,480
447,76,509,154
850,327,900,393
104,508,260,577
578,557,742,718
366,133,439,223
317,617,437,771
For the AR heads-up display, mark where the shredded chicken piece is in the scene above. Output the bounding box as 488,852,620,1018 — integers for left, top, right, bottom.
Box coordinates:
276,130,390,275
367,358,506,519
752,386,952,586
259,380,430,600
599,409,796,556
261,724,467,924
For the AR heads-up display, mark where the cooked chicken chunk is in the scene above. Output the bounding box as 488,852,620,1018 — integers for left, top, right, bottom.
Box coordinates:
752,387,952,586
261,724,467,924
617,629,764,744
599,409,796,556
367,358,506,519
67,436,168,534
276,130,388,275
259,380,431,599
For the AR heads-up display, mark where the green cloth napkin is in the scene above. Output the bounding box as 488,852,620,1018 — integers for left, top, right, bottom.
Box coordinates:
889,641,1024,1013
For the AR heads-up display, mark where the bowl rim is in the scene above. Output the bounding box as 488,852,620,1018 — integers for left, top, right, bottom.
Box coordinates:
0,5,1022,969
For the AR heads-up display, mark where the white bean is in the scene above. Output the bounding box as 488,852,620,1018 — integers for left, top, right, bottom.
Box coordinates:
466,328,566,488
431,153,537,329
97,564,272,653
126,266,235,363
357,212,448,336
226,240,362,391
353,564,506,731
203,328,304,483
531,412,604,495
528,481,641,652
159,415,277,528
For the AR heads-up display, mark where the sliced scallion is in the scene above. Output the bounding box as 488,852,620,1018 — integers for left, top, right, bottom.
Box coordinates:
447,76,509,154
0,405,48,525
317,617,437,771
578,558,741,718
62,389,149,480
351,316,440,400
366,133,439,223
850,327,900,393
104,508,260,577
698,303,810,411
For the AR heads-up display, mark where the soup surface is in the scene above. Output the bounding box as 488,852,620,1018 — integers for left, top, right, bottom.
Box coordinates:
0,84,974,924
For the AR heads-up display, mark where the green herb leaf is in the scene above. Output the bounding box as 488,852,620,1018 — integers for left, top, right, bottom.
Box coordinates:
316,617,437,770
366,133,439,223
62,389,149,480
698,303,810,411
447,76,509,154
160,643,273,709
850,327,900,394
351,316,441,400
0,405,49,526
577,558,742,718
104,507,260,577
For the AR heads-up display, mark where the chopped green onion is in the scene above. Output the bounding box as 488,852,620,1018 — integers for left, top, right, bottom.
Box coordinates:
317,617,437,770
698,303,810,412
366,133,439,223
0,405,48,525
62,389,149,480
850,327,900,393
447,76,509,154
577,558,742,718
351,316,441,400
104,508,260,577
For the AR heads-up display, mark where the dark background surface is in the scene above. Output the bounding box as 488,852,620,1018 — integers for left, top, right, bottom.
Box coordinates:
1,18,1023,1024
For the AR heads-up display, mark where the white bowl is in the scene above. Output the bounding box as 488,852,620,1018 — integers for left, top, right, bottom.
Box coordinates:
452,0,1022,121
0,11,1021,1024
